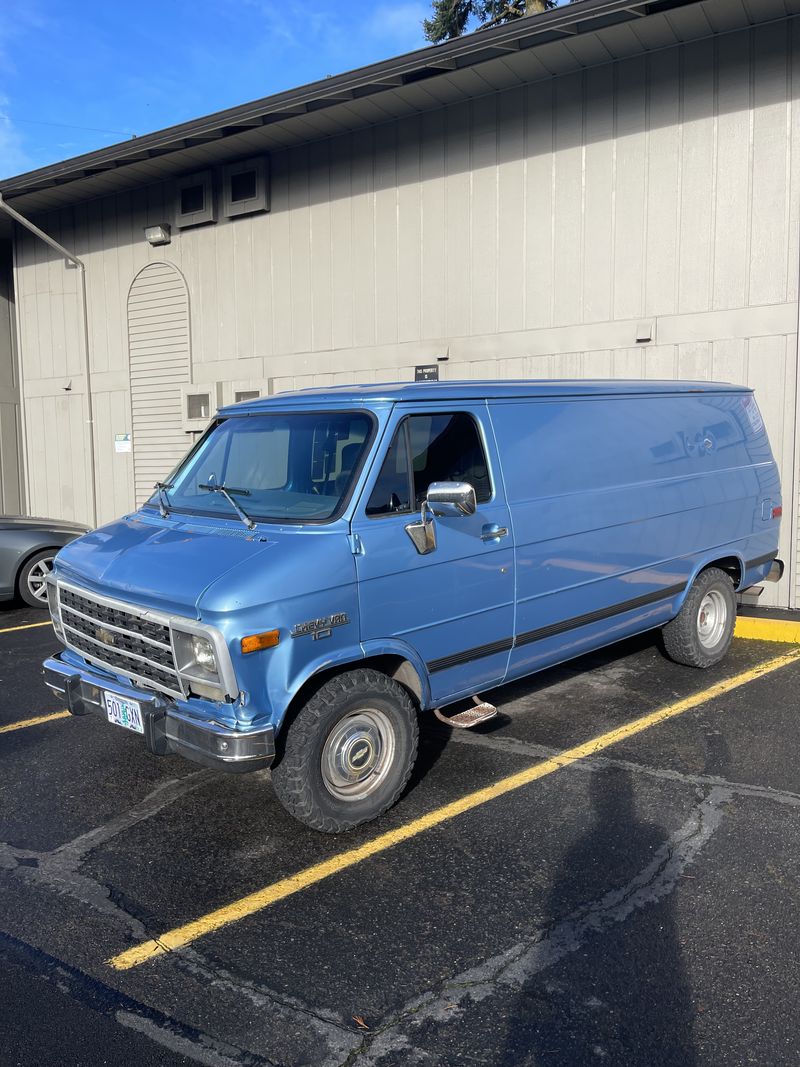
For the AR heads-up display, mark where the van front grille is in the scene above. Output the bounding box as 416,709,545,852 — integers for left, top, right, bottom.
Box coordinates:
58,584,182,699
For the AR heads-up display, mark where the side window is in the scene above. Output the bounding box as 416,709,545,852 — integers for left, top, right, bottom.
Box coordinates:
366,413,491,517
408,412,491,504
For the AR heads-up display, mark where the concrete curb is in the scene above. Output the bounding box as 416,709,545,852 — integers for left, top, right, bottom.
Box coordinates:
735,616,800,643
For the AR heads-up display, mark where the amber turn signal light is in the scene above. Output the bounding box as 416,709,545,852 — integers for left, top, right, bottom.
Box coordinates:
241,630,280,654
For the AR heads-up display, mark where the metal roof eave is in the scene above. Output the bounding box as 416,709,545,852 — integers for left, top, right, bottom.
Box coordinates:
0,0,698,203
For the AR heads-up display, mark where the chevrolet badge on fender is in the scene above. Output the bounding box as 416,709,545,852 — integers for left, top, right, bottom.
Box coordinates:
290,613,350,639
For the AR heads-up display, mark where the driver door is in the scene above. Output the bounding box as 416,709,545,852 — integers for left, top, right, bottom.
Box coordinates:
351,406,515,706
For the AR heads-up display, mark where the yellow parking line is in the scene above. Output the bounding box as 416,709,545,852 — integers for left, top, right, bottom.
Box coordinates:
735,616,800,644
0,620,52,635
108,647,800,971
0,710,70,734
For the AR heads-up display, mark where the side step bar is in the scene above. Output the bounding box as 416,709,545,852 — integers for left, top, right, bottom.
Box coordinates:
433,695,498,729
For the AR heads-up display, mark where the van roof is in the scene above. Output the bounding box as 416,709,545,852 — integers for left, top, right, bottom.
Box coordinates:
219,379,751,415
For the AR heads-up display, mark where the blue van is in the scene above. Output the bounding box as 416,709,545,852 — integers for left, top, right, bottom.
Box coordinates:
43,381,783,831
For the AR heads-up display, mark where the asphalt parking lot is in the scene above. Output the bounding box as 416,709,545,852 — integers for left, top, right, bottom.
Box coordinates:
1,603,800,1067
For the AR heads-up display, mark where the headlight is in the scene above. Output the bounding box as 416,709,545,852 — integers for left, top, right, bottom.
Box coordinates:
191,635,216,672
172,630,221,698
171,624,237,702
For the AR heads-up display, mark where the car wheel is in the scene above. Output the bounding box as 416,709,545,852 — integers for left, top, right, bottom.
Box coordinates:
17,550,56,608
661,567,736,668
271,668,419,833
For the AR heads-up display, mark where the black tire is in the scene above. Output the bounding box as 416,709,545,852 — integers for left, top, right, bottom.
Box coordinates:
661,567,736,668
17,549,56,608
271,668,419,833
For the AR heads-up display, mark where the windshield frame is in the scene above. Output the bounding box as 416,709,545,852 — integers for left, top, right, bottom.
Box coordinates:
142,408,379,527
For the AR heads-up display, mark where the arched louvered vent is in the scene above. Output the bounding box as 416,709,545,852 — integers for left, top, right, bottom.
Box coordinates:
127,262,191,505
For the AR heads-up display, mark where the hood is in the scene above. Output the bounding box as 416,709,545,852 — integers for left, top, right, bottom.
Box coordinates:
0,515,89,534
54,511,276,617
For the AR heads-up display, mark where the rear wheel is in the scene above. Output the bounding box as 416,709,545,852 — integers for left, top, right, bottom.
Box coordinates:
17,550,56,608
271,668,419,833
662,567,736,668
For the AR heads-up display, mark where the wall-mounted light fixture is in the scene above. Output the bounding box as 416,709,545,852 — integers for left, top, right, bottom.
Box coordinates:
144,223,171,246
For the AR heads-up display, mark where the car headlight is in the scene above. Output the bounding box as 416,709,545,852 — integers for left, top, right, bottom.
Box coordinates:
191,635,217,672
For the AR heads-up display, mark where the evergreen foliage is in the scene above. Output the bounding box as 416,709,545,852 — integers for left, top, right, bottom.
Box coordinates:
423,0,564,44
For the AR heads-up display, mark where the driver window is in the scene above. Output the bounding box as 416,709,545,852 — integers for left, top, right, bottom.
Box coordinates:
366,412,491,517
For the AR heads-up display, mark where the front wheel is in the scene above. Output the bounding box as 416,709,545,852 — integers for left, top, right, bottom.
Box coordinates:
271,668,419,833
661,567,736,668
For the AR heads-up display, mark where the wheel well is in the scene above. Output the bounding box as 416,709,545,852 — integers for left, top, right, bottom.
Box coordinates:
702,556,742,589
281,655,423,731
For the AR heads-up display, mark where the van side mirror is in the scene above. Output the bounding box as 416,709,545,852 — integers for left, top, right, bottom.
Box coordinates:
426,481,477,517
404,482,476,555
405,501,437,555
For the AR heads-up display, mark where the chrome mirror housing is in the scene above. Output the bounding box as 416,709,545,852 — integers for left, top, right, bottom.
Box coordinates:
404,482,477,555
426,481,477,518
405,501,437,555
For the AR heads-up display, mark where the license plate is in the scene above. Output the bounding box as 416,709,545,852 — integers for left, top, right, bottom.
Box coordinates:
104,691,144,735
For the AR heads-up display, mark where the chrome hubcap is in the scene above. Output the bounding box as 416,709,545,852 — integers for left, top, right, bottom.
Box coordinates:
27,557,54,602
697,589,727,649
321,709,395,801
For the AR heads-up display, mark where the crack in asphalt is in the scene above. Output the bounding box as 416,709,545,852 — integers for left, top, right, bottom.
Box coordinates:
178,948,356,1031
0,772,212,938
340,788,730,1066
446,728,800,807
174,949,363,1061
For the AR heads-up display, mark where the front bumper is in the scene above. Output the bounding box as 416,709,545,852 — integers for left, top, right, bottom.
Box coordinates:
43,653,275,773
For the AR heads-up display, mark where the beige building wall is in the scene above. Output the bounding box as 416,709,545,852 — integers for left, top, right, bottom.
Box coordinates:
11,18,800,604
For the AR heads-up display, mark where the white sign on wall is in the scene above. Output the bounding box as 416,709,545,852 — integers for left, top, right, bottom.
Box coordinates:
114,433,132,454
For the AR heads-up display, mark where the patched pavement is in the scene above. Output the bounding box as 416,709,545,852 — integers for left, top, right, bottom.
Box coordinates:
1,604,799,1066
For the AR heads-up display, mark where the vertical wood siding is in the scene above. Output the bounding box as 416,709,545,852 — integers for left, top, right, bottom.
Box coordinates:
11,18,800,604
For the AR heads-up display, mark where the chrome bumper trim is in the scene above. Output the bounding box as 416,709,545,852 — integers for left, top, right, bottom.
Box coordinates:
43,655,274,773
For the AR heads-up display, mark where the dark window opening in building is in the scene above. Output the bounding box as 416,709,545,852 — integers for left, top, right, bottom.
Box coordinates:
181,184,205,215
230,171,257,203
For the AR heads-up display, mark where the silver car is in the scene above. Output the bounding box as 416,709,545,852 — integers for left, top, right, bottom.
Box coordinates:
0,516,88,608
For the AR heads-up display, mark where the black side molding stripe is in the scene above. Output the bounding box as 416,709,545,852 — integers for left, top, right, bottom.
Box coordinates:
745,552,778,570
427,582,686,674
427,637,515,675
514,582,686,649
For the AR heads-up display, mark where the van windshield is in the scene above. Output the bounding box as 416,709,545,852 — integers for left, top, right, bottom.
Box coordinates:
149,411,374,524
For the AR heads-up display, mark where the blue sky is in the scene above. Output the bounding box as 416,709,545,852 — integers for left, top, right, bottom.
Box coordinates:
0,0,439,179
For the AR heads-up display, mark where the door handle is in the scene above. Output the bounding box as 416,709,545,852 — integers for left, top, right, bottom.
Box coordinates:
481,523,509,542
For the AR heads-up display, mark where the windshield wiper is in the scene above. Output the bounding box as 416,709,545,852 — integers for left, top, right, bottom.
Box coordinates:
154,481,173,518
199,483,256,531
